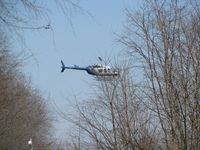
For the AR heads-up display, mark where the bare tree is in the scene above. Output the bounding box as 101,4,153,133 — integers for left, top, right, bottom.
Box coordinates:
119,0,200,149
60,63,158,150
0,0,82,33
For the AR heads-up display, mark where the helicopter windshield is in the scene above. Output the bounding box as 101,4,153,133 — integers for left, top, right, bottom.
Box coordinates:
93,64,103,68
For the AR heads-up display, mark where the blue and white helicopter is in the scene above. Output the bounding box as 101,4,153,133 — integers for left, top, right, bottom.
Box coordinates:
61,57,119,77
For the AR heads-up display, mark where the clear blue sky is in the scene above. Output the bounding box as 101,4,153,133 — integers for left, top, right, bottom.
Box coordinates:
15,0,142,139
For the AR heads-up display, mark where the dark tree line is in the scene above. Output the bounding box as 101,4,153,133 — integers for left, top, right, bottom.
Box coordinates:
0,32,53,150
0,0,81,149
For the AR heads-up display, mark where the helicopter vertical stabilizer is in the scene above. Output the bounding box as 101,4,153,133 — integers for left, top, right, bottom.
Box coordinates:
61,60,65,72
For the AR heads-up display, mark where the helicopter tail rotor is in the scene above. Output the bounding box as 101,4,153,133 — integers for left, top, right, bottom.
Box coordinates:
61,60,66,72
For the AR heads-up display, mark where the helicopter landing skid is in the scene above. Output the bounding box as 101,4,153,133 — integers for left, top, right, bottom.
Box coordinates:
95,76,119,81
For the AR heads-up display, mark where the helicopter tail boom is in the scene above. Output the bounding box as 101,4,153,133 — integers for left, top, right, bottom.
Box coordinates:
61,60,88,72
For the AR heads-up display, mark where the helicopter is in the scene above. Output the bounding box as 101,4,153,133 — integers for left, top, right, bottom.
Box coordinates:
60,57,119,77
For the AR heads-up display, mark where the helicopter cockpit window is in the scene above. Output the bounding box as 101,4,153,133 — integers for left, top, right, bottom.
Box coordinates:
94,64,102,68
98,69,103,73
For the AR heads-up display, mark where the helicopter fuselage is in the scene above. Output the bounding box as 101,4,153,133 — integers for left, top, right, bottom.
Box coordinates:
86,65,119,76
